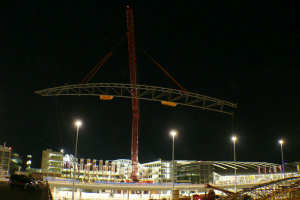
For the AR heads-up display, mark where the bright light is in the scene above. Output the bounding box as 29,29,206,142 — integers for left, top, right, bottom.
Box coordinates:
279,139,284,145
60,149,64,153
75,120,82,128
170,130,177,137
231,136,237,142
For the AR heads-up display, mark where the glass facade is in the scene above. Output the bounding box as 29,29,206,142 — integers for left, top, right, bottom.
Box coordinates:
177,161,213,184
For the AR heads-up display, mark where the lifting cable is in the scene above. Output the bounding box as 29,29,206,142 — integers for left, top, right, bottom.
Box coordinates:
144,50,188,93
81,36,126,83
81,35,188,94
81,51,113,83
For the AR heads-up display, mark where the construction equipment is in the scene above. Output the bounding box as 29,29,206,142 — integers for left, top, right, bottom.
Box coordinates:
79,4,141,180
125,4,139,181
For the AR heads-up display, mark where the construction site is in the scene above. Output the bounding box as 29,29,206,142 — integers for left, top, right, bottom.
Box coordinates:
33,2,300,200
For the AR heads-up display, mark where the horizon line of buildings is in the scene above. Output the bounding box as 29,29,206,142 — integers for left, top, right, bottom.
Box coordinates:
40,148,300,186
1,146,300,186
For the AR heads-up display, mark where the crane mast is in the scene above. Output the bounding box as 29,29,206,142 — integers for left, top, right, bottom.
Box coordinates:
126,5,139,181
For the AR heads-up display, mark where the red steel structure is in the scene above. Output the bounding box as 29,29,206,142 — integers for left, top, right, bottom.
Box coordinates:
126,5,139,181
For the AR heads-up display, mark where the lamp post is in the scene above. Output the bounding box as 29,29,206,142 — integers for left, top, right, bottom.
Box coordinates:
279,139,285,178
72,120,82,200
170,130,177,200
231,136,237,192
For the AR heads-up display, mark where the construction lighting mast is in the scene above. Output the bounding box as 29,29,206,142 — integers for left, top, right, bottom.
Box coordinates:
126,4,139,181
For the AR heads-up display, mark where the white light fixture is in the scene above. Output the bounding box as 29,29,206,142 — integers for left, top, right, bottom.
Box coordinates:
170,130,177,137
279,139,284,145
231,136,237,142
75,120,82,127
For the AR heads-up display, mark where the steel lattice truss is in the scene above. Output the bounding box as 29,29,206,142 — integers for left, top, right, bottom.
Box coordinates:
35,83,237,115
217,176,300,200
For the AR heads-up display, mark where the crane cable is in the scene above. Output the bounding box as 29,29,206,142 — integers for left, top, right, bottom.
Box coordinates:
81,52,113,83
144,50,188,93
81,37,188,94
81,36,126,83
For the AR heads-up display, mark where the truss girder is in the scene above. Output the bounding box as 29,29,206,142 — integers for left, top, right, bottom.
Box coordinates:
35,83,237,115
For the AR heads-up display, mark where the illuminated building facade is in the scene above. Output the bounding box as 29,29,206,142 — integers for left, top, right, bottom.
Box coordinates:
0,144,11,177
140,160,170,183
176,161,299,186
61,156,133,182
41,149,299,186
140,160,194,183
40,149,300,200
41,149,64,175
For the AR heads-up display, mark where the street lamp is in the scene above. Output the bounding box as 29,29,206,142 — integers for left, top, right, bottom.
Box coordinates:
74,120,82,158
170,130,177,200
231,135,237,192
72,120,82,200
278,139,285,178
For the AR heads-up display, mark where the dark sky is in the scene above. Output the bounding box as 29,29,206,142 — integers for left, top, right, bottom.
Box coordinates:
1,1,299,168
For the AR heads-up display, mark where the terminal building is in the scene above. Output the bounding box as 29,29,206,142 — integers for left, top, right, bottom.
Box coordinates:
40,149,300,199
41,149,300,186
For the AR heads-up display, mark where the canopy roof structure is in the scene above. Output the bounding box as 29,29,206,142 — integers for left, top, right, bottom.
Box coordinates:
176,160,288,176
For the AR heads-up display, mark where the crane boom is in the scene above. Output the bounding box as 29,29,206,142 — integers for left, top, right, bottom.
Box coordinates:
126,5,139,181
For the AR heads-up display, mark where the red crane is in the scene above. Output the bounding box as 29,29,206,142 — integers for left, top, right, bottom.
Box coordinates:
125,5,139,181
79,4,188,181
79,4,142,181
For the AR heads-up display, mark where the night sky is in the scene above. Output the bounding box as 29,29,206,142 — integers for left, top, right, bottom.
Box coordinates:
1,1,299,168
